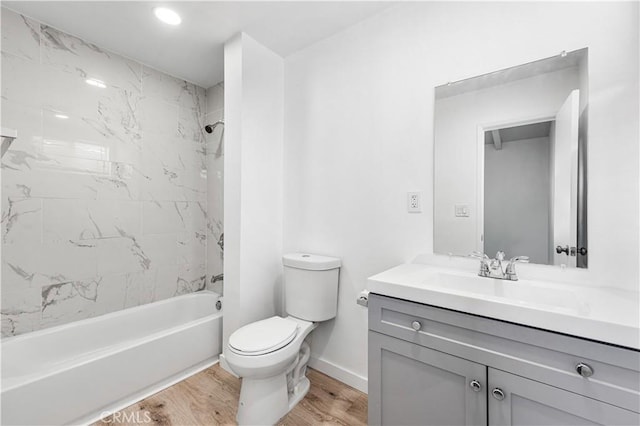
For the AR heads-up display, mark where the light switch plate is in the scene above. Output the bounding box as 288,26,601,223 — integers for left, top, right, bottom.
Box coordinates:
455,204,470,217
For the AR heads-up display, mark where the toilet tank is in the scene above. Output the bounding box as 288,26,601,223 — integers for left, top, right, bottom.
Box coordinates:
283,253,341,322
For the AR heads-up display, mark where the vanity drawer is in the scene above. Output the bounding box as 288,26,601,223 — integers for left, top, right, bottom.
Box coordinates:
369,293,640,413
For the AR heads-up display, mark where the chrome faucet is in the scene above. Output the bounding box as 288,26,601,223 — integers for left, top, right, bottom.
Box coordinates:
470,251,490,277
504,256,529,281
489,251,506,279
470,251,529,281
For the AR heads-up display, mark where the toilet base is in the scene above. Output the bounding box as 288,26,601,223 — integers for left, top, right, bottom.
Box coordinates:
237,374,289,425
236,366,312,425
288,376,310,411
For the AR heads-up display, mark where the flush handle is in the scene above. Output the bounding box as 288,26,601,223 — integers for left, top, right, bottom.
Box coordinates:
576,363,594,378
411,321,422,331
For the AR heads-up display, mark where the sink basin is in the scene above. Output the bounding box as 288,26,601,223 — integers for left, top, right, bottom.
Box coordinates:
421,271,583,314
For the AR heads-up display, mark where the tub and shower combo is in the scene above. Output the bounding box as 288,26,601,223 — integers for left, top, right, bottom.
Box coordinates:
1,291,223,425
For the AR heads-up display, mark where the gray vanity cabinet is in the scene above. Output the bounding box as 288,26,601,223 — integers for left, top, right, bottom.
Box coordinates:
369,331,487,425
487,368,639,426
368,294,640,426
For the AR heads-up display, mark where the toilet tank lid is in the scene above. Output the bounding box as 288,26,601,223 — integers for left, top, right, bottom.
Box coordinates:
283,253,341,271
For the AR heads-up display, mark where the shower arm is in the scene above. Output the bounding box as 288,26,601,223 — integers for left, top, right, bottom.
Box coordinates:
204,120,224,134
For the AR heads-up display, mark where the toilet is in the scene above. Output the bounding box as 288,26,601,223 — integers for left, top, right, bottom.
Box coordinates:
225,253,341,425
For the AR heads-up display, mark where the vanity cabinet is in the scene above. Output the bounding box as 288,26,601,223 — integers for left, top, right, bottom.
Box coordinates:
488,368,637,426
369,331,486,425
368,294,640,426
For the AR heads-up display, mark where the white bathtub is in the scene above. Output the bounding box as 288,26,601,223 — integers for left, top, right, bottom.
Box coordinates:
1,290,222,425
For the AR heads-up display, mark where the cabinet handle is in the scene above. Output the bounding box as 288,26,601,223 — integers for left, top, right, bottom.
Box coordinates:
492,388,505,401
469,380,482,392
411,321,422,331
576,362,594,378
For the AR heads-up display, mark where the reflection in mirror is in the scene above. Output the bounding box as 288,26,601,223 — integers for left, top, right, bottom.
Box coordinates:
433,49,588,268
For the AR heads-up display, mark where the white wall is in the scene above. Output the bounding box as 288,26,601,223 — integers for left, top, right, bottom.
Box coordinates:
223,33,284,359
284,2,639,389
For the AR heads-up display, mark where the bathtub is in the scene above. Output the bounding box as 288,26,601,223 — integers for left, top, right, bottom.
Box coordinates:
1,290,222,425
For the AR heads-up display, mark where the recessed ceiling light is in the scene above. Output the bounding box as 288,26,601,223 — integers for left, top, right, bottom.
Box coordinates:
154,7,181,26
85,78,106,88
54,113,69,119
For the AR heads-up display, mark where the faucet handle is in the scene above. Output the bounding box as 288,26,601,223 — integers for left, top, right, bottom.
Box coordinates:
505,256,529,281
470,251,489,260
470,252,490,277
509,256,529,263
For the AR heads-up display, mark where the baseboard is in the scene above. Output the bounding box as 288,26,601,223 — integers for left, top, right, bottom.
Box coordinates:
308,356,368,394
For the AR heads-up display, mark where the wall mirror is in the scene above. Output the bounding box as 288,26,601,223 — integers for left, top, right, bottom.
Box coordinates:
433,49,588,268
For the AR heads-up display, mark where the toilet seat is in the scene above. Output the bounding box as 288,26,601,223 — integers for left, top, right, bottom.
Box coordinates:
229,317,298,356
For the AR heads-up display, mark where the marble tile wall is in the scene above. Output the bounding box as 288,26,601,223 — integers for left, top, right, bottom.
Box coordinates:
204,83,224,295
1,8,210,336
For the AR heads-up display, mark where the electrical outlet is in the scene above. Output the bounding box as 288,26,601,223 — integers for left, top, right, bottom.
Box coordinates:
408,192,421,213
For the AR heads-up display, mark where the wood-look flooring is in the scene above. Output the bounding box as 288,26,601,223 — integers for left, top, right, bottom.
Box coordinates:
94,364,367,426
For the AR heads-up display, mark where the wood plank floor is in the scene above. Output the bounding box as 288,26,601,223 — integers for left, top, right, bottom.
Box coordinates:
94,365,367,426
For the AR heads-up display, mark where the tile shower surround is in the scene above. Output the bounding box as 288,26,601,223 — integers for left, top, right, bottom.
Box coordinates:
1,8,220,336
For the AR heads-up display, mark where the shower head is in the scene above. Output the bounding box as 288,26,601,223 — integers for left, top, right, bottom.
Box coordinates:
205,120,224,134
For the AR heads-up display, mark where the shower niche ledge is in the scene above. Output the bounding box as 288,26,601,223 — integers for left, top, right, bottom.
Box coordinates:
1,127,17,158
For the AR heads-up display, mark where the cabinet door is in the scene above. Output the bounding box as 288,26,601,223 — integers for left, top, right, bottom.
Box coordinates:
488,368,640,426
369,331,487,426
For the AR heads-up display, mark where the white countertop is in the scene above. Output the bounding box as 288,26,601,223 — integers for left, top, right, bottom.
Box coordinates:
368,263,640,350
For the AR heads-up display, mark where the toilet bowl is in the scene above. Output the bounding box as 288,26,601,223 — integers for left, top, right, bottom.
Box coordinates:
225,253,341,425
226,316,316,379
226,316,318,425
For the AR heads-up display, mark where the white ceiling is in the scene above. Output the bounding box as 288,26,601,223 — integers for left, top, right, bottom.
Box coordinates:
4,1,393,88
